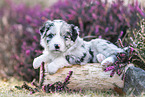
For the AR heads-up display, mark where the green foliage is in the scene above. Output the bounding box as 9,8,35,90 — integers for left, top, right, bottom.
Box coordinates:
126,19,145,70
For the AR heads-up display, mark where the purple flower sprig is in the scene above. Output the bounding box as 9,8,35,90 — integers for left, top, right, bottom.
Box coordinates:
40,62,45,87
38,62,73,93
104,39,134,79
15,82,37,94
63,71,73,87
31,79,39,88
15,66,74,94
42,71,73,93
104,51,132,78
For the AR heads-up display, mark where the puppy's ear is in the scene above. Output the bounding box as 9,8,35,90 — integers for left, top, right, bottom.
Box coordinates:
71,24,79,42
39,26,45,35
39,20,54,37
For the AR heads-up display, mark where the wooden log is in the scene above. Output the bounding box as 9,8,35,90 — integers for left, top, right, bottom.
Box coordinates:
40,63,133,90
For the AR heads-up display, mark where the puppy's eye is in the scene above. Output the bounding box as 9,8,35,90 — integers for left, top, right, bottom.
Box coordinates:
63,36,69,40
47,34,54,38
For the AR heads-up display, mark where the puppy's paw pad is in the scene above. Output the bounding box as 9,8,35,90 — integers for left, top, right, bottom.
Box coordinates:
96,54,106,63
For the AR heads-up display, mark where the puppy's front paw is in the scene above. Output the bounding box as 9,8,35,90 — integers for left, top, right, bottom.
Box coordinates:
96,54,106,63
33,58,42,69
101,56,115,67
66,55,81,64
47,62,58,75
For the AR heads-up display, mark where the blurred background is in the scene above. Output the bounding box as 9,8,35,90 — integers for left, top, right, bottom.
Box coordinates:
0,0,58,7
0,0,144,81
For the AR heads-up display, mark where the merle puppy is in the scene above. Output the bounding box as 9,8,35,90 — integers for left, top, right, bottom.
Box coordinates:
33,20,125,74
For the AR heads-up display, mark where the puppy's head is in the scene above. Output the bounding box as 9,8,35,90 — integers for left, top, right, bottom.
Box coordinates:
40,20,79,53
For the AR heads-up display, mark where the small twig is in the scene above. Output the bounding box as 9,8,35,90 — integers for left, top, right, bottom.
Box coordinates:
134,48,145,63
40,62,45,87
62,71,73,87
22,82,35,94
31,79,39,88
83,36,97,39
118,38,124,48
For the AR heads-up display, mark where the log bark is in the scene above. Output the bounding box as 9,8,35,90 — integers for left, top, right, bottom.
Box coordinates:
40,63,133,90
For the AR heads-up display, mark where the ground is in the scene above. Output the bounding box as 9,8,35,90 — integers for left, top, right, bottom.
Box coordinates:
0,78,120,97
0,78,144,97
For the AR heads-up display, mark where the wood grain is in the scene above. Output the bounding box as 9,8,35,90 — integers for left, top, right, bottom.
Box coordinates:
39,63,131,90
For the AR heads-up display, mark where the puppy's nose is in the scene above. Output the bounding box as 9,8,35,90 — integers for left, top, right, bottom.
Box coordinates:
54,44,60,49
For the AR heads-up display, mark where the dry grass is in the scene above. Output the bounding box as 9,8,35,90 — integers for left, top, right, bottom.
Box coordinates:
0,78,145,97
0,78,120,97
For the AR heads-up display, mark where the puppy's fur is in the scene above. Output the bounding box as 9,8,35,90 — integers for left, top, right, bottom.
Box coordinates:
33,20,125,74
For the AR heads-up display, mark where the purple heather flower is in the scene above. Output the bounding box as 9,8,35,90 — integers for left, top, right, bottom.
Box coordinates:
25,50,30,56
49,84,52,87
117,56,121,60
104,66,115,72
122,74,125,80
105,27,109,33
118,38,124,47
25,15,32,23
92,13,97,19
120,53,126,57
69,71,73,74
99,35,102,38
95,26,99,33
33,36,38,41
35,50,42,54
129,47,134,55
42,86,46,92
30,91,34,94
31,82,34,86
110,70,115,77
117,69,122,75
119,31,124,38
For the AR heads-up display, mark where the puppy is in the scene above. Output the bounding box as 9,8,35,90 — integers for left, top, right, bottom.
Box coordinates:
33,20,90,74
33,20,125,74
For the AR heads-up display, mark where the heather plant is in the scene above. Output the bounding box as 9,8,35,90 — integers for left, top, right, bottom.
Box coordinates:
45,0,144,42
104,47,133,79
125,19,145,70
0,0,144,81
0,0,45,81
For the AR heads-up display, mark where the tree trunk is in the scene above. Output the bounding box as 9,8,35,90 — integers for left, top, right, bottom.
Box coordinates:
40,63,133,90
